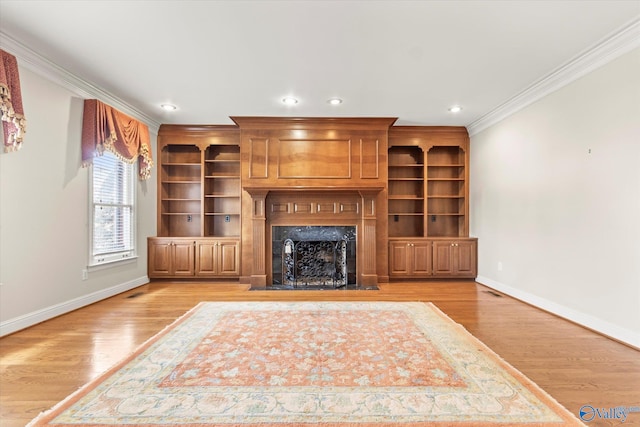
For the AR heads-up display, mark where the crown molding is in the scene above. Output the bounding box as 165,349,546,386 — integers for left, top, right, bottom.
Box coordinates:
467,17,640,136
0,32,161,134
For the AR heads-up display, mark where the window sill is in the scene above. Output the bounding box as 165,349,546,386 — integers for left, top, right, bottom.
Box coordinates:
88,256,138,272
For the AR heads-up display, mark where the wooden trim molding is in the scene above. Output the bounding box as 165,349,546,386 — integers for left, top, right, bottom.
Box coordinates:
231,116,397,130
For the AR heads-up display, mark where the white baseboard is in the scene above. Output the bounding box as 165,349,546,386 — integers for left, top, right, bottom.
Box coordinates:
476,276,640,349
0,276,149,337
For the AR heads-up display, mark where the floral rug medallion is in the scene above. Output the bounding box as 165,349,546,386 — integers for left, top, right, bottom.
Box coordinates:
29,301,584,426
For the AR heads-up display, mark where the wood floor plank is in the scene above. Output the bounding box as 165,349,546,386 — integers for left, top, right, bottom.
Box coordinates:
1,280,638,426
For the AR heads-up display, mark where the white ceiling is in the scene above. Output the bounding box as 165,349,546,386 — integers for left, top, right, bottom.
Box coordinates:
1,1,639,129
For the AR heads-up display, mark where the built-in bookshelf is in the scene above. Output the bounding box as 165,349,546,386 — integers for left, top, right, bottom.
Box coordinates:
426,145,466,237
150,125,241,280
387,127,470,239
388,146,425,238
159,144,202,237
387,127,474,279
204,145,240,237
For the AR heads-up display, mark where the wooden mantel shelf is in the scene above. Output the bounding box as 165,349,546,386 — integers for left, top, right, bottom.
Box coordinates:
243,186,385,195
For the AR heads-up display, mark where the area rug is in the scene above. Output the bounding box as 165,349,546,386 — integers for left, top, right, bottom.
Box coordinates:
28,301,584,426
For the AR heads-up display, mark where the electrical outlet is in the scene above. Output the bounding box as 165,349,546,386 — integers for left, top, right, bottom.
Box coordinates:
187,215,192,222
497,262,503,272
82,269,88,280
225,215,230,223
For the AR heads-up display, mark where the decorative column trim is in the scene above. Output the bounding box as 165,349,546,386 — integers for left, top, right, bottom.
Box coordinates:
247,189,269,286
358,189,379,286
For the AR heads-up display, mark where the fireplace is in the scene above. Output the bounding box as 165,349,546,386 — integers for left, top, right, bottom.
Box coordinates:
244,188,382,288
272,226,356,288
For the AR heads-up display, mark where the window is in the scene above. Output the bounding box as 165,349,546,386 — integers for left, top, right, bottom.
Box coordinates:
90,151,136,265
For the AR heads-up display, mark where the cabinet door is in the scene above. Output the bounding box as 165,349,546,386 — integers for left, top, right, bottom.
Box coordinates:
195,241,218,276
218,240,240,275
432,241,454,275
172,241,196,276
453,240,477,277
148,239,173,277
196,240,240,276
432,239,477,277
389,242,410,276
411,241,432,275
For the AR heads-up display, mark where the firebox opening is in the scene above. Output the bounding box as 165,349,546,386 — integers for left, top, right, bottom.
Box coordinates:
272,226,356,288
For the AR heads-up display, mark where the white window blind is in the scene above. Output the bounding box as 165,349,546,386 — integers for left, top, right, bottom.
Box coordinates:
90,151,136,265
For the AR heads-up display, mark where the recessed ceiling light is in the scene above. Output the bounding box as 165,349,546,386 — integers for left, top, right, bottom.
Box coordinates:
328,98,343,105
160,104,177,111
282,97,298,105
448,105,463,113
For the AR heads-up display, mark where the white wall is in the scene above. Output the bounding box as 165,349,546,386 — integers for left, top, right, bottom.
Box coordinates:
470,47,640,347
0,66,157,336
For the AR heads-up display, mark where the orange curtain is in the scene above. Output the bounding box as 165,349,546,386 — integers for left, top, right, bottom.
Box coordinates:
82,99,153,180
0,49,27,152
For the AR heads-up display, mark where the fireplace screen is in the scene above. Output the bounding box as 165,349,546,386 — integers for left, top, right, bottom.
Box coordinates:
272,226,356,288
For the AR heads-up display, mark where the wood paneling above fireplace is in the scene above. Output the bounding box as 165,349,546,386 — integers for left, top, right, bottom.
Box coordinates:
233,116,396,190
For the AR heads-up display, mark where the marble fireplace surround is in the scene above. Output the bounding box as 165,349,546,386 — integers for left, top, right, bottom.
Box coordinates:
244,188,383,288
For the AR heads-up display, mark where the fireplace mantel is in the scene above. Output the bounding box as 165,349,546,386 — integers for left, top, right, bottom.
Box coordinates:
244,188,381,287
243,186,385,195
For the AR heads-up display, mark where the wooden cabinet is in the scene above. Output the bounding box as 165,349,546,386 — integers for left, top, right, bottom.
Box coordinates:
148,238,196,277
150,125,241,279
388,127,476,280
195,239,240,277
149,121,477,283
389,238,477,279
432,239,477,277
389,240,432,277
148,237,240,278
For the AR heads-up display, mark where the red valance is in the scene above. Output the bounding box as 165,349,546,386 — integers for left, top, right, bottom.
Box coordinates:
82,99,153,180
0,49,27,152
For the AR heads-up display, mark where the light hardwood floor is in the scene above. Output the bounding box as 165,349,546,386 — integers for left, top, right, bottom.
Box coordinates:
1,280,639,426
